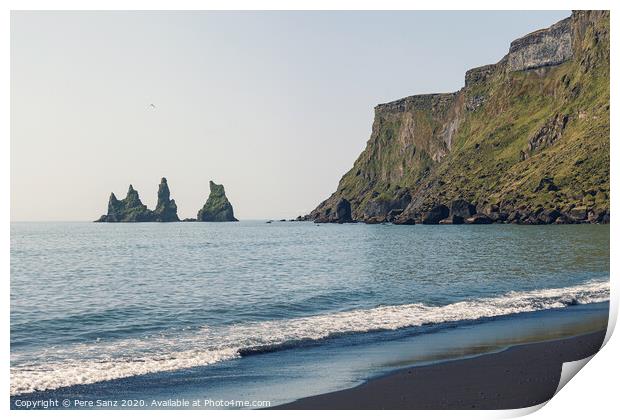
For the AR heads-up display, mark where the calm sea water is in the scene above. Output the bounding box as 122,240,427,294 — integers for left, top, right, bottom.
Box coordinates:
10,222,609,398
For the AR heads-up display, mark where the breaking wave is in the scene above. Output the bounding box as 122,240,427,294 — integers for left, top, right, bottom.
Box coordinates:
10,279,609,395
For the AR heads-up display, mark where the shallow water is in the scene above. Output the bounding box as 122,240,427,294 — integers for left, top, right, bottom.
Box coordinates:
10,222,609,397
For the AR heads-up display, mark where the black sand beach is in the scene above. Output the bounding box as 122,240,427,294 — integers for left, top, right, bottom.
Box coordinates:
275,330,606,410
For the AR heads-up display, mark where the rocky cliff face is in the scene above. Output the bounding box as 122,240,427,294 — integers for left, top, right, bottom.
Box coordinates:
197,181,238,222
308,92,464,223
95,178,180,222
308,11,609,225
507,17,573,71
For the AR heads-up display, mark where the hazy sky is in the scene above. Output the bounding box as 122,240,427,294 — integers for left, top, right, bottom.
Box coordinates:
11,10,570,221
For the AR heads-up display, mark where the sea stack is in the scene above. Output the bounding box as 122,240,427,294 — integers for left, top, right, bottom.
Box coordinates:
95,184,153,222
197,181,238,222
152,177,180,222
95,178,180,222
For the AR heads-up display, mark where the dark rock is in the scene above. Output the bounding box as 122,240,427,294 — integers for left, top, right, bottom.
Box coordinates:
314,198,353,223
554,215,573,224
538,209,561,224
335,198,353,223
197,181,238,222
465,213,493,224
386,208,404,222
421,204,450,224
153,178,180,222
488,212,508,222
587,209,602,223
393,216,416,225
182,218,197,222
450,199,476,219
363,200,391,219
601,212,610,224
507,210,522,223
362,192,411,221
568,206,588,220
521,216,543,225
439,215,464,224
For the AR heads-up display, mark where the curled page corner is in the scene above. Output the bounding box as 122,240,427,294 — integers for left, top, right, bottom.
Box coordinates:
602,295,617,347
552,299,616,399
495,401,548,419
500,355,598,419
554,355,595,396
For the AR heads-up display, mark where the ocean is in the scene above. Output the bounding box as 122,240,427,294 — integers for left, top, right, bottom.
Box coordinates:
10,221,610,408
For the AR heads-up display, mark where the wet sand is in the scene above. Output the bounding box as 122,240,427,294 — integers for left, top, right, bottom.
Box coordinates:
275,330,606,410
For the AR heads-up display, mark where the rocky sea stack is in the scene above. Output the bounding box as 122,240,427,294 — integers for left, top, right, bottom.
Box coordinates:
95,178,180,222
306,11,609,225
153,178,180,222
197,181,238,222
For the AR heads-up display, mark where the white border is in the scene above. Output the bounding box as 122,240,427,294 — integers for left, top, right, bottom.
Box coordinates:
0,0,617,11
3,1,617,419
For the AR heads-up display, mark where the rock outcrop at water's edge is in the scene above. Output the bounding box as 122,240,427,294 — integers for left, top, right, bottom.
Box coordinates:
95,179,180,222
313,198,353,223
153,178,180,222
95,179,240,222
305,11,609,225
197,181,238,222
95,185,156,222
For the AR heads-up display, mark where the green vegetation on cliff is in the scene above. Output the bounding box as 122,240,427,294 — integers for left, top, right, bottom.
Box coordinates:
153,178,180,222
96,178,180,222
197,181,238,222
309,11,609,225
96,178,238,223
96,185,154,222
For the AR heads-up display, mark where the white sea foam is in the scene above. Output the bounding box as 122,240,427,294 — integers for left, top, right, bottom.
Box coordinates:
10,279,609,395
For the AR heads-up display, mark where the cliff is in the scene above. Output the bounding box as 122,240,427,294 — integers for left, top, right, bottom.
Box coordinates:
507,17,573,72
308,11,609,225
197,181,238,222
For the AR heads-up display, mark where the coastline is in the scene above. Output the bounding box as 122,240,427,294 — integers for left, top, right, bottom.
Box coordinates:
9,8,611,413
274,330,606,410
10,301,609,409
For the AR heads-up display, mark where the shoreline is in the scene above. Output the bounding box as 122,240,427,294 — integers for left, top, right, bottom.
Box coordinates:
274,329,606,410
9,302,609,409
